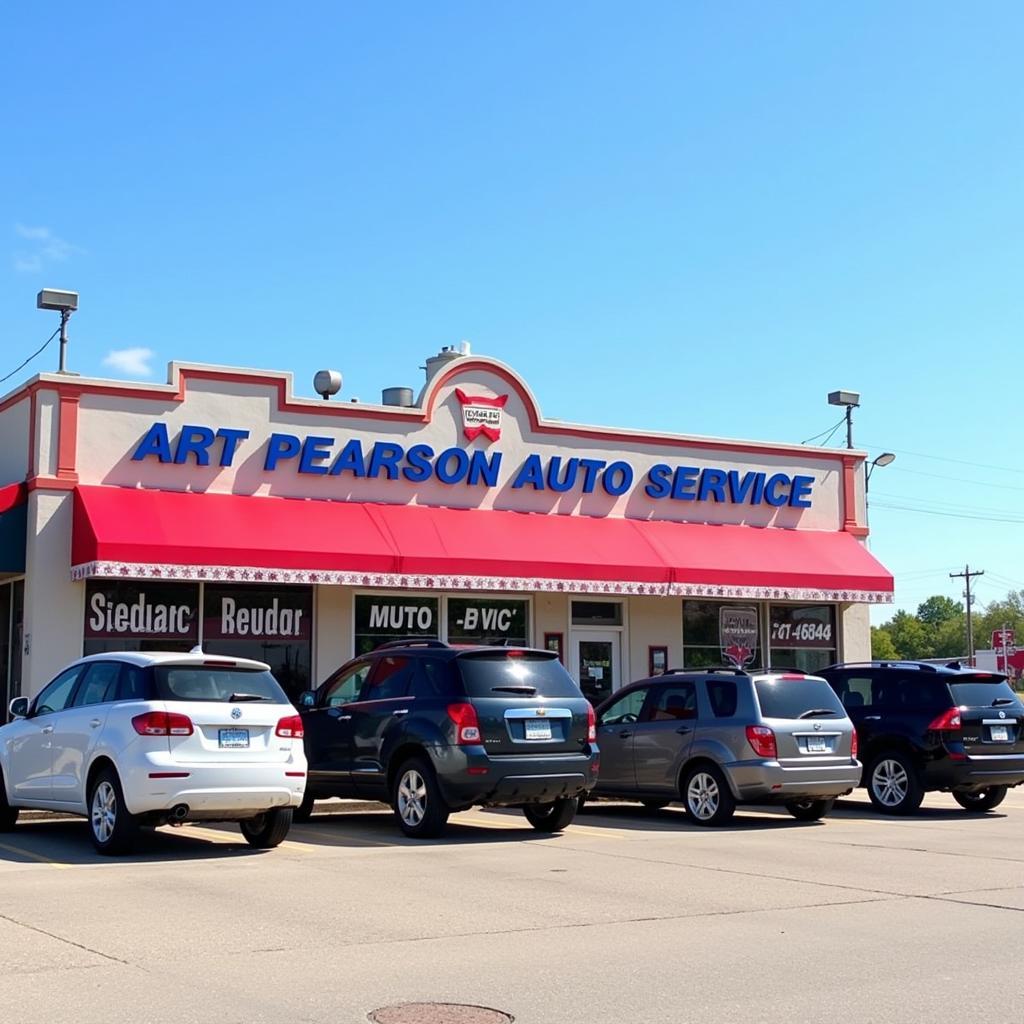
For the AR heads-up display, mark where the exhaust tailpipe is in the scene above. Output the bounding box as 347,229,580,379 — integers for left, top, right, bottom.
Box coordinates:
170,803,189,823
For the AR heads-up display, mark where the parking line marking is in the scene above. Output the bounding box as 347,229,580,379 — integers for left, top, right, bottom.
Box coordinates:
0,840,71,869
285,825,392,848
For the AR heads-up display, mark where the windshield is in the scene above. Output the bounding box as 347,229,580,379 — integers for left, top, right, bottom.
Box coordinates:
949,678,1022,708
457,653,583,698
754,676,846,720
153,666,289,704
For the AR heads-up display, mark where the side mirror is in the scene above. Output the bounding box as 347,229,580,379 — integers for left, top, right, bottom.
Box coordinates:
8,696,30,720
298,690,316,709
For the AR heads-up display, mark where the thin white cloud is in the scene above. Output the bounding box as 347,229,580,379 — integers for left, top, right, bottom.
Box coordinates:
103,347,156,379
13,223,83,272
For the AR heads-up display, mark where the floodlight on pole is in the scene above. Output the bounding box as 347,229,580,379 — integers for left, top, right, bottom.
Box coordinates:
866,452,896,492
827,389,860,449
36,289,79,374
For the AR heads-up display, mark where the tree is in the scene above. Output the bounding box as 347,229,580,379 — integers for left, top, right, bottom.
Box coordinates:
916,595,963,626
972,591,1024,650
871,626,899,660
886,610,934,659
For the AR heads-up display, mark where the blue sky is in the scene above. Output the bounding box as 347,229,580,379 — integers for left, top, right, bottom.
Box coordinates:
2,3,1022,624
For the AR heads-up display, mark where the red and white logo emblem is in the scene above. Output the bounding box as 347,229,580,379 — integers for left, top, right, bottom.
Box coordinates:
455,388,508,442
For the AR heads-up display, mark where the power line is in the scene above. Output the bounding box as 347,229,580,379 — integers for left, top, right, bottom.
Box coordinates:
0,327,60,385
869,502,1024,525
800,417,846,445
870,491,1024,519
888,465,1024,494
860,441,1024,477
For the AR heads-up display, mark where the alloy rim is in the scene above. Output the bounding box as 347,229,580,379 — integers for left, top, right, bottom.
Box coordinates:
687,772,719,820
398,769,427,827
872,759,909,806
91,781,117,843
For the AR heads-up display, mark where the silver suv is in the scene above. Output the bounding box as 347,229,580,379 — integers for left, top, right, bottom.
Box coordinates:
589,667,862,825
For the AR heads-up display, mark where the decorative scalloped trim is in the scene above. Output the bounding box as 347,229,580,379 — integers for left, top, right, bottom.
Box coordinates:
70,561,894,603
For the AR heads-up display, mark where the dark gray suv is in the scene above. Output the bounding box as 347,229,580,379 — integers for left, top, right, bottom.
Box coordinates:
296,640,598,838
588,667,861,825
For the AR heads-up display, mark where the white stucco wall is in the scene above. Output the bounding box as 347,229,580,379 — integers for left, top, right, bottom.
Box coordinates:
840,602,871,662
0,396,30,485
314,585,351,685
626,596,683,680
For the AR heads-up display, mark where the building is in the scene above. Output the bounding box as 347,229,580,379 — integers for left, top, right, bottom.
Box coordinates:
0,349,893,708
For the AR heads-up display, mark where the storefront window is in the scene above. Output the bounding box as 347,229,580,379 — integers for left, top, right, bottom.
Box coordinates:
84,580,199,655
682,601,763,670
203,584,312,701
354,594,439,656
447,597,529,646
768,604,837,673
571,601,623,626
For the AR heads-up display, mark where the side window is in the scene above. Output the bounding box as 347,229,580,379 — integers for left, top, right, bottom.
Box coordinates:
72,662,123,707
362,657,413,701
646,682,698,722
115,664,150,702
834,675,873,710
33,666,83,716
599,687,647,726
706,679,738,718
322,661,372,707
410,659,458,699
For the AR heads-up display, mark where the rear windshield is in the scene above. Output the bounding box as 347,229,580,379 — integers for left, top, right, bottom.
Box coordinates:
153,666,289,704
754,677,846,720
457,653,583,699
949,678,1021,708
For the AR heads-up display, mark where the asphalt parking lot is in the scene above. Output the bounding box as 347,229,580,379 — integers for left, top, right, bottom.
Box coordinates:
3,790,1024,1024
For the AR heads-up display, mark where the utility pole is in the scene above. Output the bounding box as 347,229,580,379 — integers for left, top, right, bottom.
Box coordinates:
950,565,984,666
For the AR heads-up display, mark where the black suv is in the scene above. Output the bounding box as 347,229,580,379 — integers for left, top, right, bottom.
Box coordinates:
820,661,1024,814
295,640,598,838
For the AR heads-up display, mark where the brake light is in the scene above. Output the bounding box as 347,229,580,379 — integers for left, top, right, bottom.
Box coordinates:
928,708,962,732
132,711,194,737
851,729,858,759
275,715,304,739
447,702,482,744
745,725,777,759
586,704,597,743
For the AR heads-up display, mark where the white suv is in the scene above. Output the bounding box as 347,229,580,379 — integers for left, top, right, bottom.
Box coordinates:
0,652,307,855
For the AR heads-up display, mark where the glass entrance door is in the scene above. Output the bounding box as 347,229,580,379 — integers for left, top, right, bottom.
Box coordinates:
573,631,620,705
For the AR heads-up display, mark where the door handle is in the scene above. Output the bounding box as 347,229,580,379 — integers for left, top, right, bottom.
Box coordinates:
42,725,54,734
337,715,352,721
392,709,409,717
862,716,881,721
89,719,102,728
618,730,633,738
676,726,693,735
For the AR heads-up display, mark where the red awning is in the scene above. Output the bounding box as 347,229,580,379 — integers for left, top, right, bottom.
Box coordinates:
71,485,893,602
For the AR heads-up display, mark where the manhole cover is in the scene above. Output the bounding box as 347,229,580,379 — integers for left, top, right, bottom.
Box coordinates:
368,1003,513,1024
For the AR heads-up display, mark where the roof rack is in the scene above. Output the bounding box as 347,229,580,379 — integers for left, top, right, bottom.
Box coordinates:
763,667,807,675
822,660,939,673
374,638,450,651
678,666,751,676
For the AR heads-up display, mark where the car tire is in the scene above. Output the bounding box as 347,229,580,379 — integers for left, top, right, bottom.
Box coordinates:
785,797,836,822
392,758,449,839
866,752,924,815
292,789,316,823
953,786,1008,813
576,793,588,812
682,763,736,827
88,767,139,856
0,769,18,831
523,797,577,832
641,799,671,812
240,808,293,848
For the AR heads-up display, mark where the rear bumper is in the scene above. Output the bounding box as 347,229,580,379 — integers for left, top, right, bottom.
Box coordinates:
925,754,1024,792
726,759,863,802
435,749,599,808
121,753,307,819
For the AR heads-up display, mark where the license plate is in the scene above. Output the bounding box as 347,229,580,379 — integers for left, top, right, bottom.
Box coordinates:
806,737,829,753
990,725,1009,742
524,719,552,740
218,728,250,749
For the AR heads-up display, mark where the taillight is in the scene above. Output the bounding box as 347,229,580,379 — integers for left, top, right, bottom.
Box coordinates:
132,711,193,737
586,704,597,743
447,703,482,744
276,715,304,739
745,725,777,759
928,708,962,731
851,729,858,759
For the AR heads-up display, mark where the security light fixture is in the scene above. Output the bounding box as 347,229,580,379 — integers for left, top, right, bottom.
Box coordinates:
873,452,896,468
313,369,342,400
36,288,79,373
827,390,860,408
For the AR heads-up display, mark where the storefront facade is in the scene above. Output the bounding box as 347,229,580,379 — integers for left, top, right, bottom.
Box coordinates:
0,353,892,704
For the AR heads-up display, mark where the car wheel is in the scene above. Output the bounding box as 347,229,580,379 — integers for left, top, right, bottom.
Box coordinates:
682,764,736,826
88,767,139,856
641,799,671,812
523,797,577,832
785,797,836,822
867,752,924,815
392,758,449,839
953,786,1007,813
240,807,294,848
292,789,316,823
0,768,18,831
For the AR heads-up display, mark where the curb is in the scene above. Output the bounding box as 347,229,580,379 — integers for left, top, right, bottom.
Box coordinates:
18,798,390,822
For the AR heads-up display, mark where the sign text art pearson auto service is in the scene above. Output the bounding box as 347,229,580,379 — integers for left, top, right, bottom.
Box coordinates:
130,422,816,508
